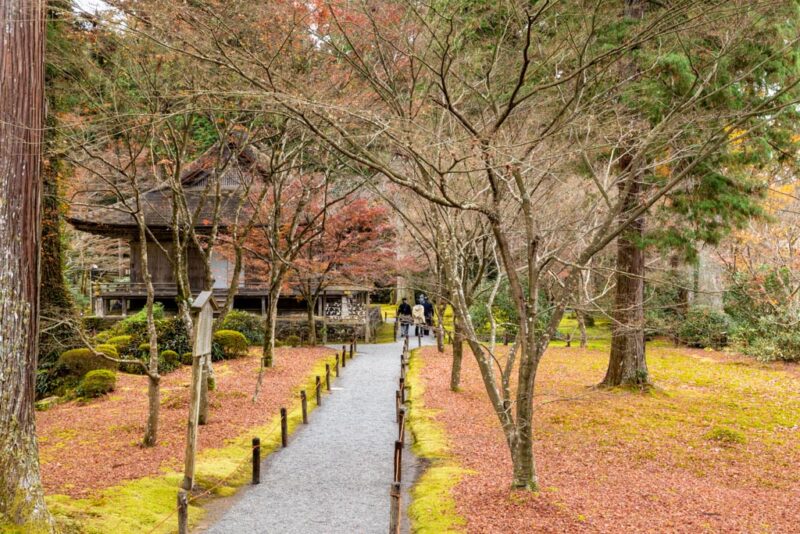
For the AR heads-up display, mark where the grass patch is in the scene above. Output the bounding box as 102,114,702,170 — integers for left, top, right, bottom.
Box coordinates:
407,348,468,533
704,426,746,445
47,351,339,533
373,320,396,344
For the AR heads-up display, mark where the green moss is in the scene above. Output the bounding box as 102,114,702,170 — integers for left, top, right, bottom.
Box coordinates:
705,426,746,445
47,474,201,534
406,349,468,533
47,350,339,532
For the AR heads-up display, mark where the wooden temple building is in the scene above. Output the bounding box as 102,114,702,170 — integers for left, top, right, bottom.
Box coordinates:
67,141,373,328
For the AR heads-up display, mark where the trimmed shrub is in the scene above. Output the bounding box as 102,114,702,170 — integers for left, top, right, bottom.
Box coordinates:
284,334,301,348
58,346,118,377
677,307,731,349
107,335,135,356
94,331,112,343
159,350,181,373
138,343,151,353
221,310,264,345
181,352,193,365
213,330,249,359
77,369,116,398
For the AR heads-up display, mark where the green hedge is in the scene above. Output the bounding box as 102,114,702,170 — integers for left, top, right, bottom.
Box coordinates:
213,330,249,359
220,310,264,345
159,350,181,373
58,345,119,377
77,369,116,398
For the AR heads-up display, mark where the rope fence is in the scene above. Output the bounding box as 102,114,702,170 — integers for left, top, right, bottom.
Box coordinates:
136,337,362,534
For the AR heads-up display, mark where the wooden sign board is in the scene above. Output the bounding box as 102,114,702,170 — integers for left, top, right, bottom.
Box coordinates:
182,290,218,490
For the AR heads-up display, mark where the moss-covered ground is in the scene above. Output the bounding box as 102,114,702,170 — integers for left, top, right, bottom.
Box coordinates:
406,349,469,533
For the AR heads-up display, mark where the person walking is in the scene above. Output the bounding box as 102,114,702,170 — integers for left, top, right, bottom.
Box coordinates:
397,297,412,337
422,296,434,336
412,298,426,337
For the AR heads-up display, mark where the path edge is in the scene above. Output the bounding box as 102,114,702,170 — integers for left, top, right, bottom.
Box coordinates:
406,347,469,533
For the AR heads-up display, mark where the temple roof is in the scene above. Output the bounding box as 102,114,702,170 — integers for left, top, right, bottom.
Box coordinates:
68,141,266,237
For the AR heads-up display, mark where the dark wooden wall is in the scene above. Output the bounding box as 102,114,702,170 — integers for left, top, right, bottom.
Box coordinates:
130,239,208,289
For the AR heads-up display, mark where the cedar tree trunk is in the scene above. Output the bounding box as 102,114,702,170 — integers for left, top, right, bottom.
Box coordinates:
0,0,53,528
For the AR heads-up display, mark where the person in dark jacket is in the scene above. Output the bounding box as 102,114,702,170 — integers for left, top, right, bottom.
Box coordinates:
397,297,412,337
422,296,434,336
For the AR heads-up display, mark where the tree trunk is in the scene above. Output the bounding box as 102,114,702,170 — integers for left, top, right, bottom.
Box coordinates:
602,0,649,388
0,0,53,528
602,176,648,387
576,309,588,348
136,214,161,445
306,297,317,346
449,318,463,391
510,324,540,490
37,149,79,382
262,289,280,367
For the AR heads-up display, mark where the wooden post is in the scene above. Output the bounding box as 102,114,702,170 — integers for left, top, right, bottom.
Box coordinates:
182,291,217,491
393,319,397,342
341,347,346,368
300,391,308,424
252,437,261,484
280,407,288,448
316,376,322,406
335,354,340,376
417,334,422,348
399,378,405,404
566,333,572,347
395,390,401,422
349,342,354,360
325,364,331,391
198,355,209,425
398,407,406,443
389,482,401,534
177,489,189,534
503,331,509,346
393,439,403,483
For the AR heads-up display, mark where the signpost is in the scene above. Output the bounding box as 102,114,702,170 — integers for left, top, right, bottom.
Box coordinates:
182,291,217,491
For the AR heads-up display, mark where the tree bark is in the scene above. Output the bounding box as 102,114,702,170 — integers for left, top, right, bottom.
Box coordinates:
449,318,464,391
602,0,649,388
576,309,588,348
0,0,53,528
602,175,648,387
138,229,161,446
262,288,281,367
37,150,79,377
306,295,317,346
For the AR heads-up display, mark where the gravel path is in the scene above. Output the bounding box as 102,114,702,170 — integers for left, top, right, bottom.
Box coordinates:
202,336,434,534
